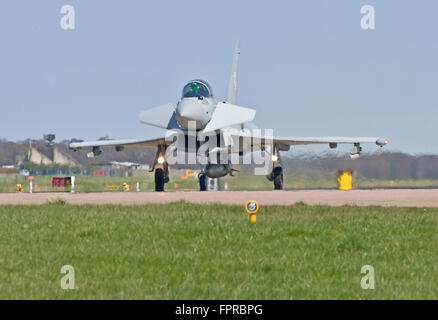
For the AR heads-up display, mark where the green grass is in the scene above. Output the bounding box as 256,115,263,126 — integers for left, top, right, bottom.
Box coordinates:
0,170,200,193
1,171,438,193
1,202,438,299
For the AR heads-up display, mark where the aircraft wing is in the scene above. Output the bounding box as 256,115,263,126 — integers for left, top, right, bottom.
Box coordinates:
227,131,387,152
69,137,167,150
271,136,388,147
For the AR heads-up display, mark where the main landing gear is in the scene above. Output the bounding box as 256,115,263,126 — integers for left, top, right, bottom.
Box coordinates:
151,145,169,192
154,166,169,192
198,172,207,191
266,146,284,190
267,166,284,190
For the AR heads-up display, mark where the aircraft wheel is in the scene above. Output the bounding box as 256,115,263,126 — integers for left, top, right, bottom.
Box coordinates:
155,168,165,192
273,167,283,190
198,173,207,191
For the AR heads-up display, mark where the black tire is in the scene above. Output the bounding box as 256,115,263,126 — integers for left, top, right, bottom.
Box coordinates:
199,173,207,191
273,167,283,190
155,168,165,192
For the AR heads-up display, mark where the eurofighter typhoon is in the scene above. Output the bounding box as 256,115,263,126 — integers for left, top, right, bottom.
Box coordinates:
70,42,387,191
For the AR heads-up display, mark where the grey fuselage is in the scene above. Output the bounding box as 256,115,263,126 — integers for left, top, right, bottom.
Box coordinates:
175,79,216,130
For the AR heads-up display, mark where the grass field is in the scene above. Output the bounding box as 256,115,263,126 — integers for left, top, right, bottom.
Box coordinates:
1,170,438,193
0,201,437,299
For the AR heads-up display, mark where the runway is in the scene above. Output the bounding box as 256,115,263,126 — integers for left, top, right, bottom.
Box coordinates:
1,189,438,207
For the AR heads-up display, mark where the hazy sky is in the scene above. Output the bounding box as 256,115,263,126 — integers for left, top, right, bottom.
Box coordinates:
0,0,437,155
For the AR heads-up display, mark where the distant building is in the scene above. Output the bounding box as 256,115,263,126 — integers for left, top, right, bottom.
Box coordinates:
27,146,78,166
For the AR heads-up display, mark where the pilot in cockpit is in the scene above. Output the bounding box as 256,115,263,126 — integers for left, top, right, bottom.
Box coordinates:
182,80,213,99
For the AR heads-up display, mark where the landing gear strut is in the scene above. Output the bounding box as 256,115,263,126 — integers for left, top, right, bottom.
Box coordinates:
154,167,169,192
198,173,207,191
272,167,284,190
151,145,169,192
266,145,284,190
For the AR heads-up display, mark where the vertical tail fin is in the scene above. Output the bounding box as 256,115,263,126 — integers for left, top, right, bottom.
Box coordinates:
226,40,240,105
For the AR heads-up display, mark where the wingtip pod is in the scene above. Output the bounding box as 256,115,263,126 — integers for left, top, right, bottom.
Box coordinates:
376,138,388,146
69,143,78,150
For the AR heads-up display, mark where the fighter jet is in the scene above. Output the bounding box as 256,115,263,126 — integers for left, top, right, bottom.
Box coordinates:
70,41,387,191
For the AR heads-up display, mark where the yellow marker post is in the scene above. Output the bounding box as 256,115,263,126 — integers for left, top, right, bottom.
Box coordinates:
337,171,353,190
245,200,260,224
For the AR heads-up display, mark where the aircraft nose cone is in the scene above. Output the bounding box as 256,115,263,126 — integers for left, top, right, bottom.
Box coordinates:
176,99,206,129
176,99,201,119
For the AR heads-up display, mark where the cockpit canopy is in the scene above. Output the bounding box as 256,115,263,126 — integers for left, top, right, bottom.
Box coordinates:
182,80,213,98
